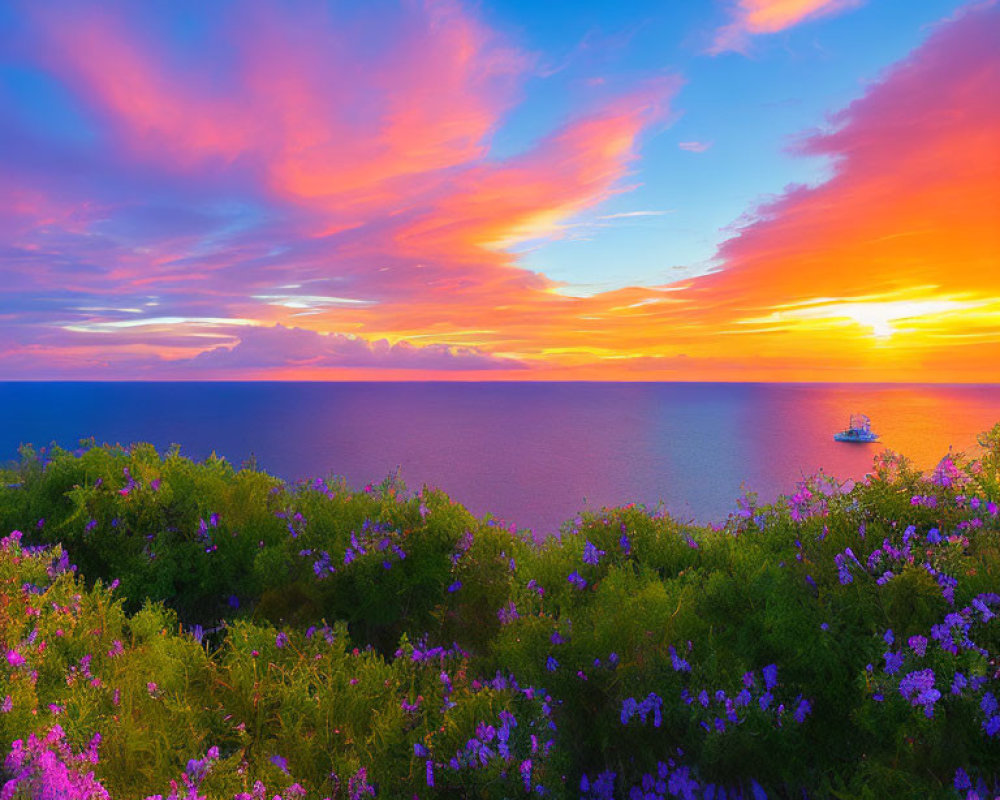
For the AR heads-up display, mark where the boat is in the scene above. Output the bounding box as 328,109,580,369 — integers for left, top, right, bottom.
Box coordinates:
834,413,879,443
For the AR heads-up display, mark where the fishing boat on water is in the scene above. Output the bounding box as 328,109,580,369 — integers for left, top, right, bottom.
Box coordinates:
834,413,879,443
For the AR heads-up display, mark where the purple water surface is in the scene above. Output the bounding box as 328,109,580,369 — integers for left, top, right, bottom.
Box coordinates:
2,382,997,534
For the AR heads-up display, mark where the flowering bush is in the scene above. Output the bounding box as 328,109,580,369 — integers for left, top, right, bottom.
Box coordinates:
0,425,999,797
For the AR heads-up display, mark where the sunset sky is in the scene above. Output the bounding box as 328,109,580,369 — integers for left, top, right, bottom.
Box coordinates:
1,0,997,381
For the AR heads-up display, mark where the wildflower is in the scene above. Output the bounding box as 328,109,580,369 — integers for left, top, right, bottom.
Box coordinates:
275,632,289,649
567,570,587,589
954,768,972,791
270,754,289,773
668,646,690,673
883,651,904,674
762,664,778,690
1,695,11,713
930,455,962,487
519,759,533,791
497,601,519,624
982,693,998,718
582,540,606,565
426,759,435,787
899,669,941,717
447,581,462,593
908,635,928,657
546,656,559,672
834,552,853,584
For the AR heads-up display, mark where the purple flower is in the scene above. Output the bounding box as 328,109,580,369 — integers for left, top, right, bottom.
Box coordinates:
546,656,559,672
954,768,972,791
981,692,998,718
668,646,690,673
794,698,812,723
762,664,778,690
883,650,904,674
567,570,587,589
497,602,519,625
519,759,533,791
275,632,289,649
6,649,26,668
583,540,606,565
908,635,928,657
899,669,940,717
426,759,435,787
270,754,289,773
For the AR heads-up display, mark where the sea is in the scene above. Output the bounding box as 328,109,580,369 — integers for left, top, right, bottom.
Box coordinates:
1,382,998,536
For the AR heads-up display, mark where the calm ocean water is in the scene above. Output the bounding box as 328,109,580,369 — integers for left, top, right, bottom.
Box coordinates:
1,382,998,534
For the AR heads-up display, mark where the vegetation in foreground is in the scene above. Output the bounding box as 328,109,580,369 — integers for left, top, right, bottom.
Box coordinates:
0,426,999,799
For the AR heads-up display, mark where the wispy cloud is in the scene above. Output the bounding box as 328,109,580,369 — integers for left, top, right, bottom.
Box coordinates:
710,0,865,55
598,211,672,220
0,1,997,382
678,141,712,153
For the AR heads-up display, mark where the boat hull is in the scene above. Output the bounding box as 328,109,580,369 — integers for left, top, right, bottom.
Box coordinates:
833,432,879,443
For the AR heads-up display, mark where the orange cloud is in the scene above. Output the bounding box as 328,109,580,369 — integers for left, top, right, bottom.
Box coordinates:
350,1,1000,382
711,0,864,54
4,1,997,383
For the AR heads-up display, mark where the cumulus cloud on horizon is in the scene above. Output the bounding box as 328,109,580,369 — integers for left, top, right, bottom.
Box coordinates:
184,324,525,373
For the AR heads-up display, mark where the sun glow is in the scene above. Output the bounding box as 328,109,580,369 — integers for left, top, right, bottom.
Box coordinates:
739,298,993,341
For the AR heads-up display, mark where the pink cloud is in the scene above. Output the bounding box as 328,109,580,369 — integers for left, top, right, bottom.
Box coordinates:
710,0,864,54
678,140,712,153
183,324,524,373
9,0,674,331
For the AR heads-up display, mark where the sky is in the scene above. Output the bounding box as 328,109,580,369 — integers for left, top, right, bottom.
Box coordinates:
0,0,997,381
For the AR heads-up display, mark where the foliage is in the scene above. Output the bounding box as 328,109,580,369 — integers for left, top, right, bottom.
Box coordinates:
1,431,999,798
